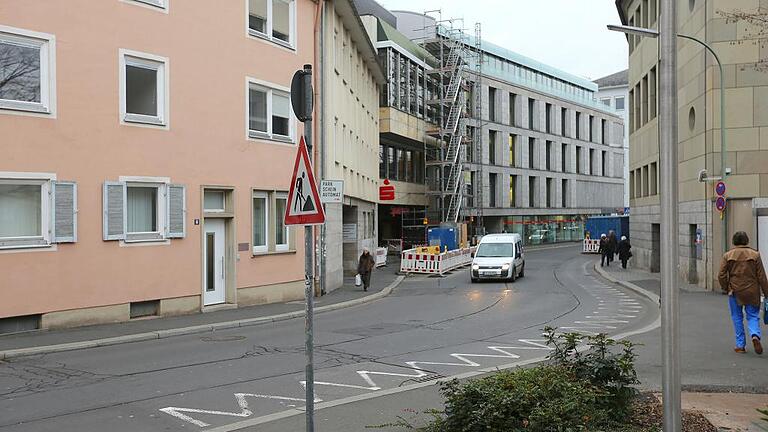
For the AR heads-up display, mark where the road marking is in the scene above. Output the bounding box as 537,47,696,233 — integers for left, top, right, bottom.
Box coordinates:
159,393,320,428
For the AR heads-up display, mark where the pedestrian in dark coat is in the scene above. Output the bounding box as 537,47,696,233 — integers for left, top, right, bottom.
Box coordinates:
718,231,768,354
608,230,618,264
599,234,611,267
357,248,375,292
617,236,632,269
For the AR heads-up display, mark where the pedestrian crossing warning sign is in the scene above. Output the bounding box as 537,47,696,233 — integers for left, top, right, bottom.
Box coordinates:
285,136,325,225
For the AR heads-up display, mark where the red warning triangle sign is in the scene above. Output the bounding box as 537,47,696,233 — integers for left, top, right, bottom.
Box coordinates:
285,136,326,225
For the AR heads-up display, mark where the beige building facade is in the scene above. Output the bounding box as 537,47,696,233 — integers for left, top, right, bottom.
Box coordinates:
319,0,384,290
618,0,768,289
0,0,318,331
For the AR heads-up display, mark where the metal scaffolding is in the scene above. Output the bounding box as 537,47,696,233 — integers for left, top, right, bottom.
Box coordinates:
418,12,481,226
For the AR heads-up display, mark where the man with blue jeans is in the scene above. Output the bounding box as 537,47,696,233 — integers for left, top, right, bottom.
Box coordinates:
718,231,768,354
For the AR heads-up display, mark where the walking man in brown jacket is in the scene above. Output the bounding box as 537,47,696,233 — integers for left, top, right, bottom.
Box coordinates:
718,231,768,354
357,248,375,292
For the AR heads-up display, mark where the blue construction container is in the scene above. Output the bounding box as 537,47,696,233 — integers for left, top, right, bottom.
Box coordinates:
585,215,630,240
428,227,458,251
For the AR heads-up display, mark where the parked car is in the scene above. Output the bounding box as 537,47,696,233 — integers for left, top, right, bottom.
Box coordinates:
470,233,525,283
528,229,549,244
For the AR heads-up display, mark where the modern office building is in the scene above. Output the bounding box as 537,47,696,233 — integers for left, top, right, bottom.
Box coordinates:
391,10,626,246
595,70,630,208
617,0,768,289
318,0,385,291
0,0,317,331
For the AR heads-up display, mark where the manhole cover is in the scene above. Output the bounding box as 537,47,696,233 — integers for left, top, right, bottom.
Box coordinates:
201,335,247,342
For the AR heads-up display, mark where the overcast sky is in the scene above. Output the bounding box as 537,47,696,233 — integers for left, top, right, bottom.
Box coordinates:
377,0,629,82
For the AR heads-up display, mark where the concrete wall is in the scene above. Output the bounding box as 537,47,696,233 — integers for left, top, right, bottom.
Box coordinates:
0,0,315,324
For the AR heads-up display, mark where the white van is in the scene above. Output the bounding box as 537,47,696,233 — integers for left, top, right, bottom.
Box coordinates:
470,233,525,283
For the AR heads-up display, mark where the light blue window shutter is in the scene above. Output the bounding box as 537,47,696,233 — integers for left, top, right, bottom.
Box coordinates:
103,181,126,240
53,181,77,243
167,184,186,238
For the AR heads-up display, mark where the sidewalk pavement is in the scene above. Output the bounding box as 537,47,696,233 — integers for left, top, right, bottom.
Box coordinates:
0,260,404,359
596,261,768,431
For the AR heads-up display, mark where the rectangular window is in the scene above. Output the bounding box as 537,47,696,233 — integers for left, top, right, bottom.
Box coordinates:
528,138,535,169
650,162,658,195
642,74,649,126
387,146,396,180
248,0,295,48
204,190,225,212
252,192,268,253
546,141,552,171
546,178,553,207
509,134,516,167
601,150,607,176
379,145,387,178
561,179,568,208
649,66,657,120
528,99,535,129
488,87,497,122
575,112,582,139
602,119,609,144
489,173,497,208
120,51,167,126
600,98,611,106
561,143,567,172
589,149,595,175
397,149,406,182
489,130,497,165
132,0,166,8
576,146,582,173
275,194,288,251
529,177,536,208
0,27,55,115
509,175,516,207
630,171,635,199
643,165,650,197
509,93,516,126
628,89,634,132
588,115,595,142
248,82,292,141
545,103,552,133
561,107,567,136
0,183,42,240
615,96,625,111
127,186,158,234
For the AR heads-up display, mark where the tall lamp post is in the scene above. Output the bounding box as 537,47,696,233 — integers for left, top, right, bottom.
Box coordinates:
607,24,729,256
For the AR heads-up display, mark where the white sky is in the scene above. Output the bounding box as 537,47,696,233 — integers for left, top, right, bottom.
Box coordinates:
377,0,629,82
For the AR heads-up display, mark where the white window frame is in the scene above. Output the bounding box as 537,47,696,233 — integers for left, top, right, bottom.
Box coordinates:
119,49,169,127
246,78,294,144
615,96,626,111
0,171,56,249
0,25,56,116
203,190,226,213
120,176,169,243
252,191,269,254
275,192,289,251
600,97,611,107
246,0,296,50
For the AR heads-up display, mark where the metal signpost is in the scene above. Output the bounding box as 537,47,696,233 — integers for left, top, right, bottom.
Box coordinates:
288,64,323,432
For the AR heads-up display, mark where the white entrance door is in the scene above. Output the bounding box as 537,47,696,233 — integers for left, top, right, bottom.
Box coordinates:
204,219,226,306
759,216,768,273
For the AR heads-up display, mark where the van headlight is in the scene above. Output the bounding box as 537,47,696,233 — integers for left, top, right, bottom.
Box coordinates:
472,264,479,271
501,264,510,271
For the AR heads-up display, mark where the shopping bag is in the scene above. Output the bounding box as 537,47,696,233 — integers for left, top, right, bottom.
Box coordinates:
355,274,362,287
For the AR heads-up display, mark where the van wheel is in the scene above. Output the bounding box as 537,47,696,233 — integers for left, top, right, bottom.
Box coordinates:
471,278,478,283
510,269,516,282
518,266,525,278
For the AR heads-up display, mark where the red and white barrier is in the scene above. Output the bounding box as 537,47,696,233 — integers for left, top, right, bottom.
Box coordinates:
582,239,600,254
375,247,388,267
400,247,475,275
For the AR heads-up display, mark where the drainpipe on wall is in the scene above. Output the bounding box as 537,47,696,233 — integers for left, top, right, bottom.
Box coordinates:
316,0,327,296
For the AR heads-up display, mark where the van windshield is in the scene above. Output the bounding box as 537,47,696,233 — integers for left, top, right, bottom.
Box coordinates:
475,243,515,258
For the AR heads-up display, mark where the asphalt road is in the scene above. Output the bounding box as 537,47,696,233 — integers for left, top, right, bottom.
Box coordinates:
0,245,657,432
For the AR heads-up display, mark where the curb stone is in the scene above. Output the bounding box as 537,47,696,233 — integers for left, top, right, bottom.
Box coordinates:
0,275,405,360
593,262,662,306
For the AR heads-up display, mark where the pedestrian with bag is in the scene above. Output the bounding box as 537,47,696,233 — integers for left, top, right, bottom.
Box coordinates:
599,234,611,267
357,248,375,292
718,231,768,354
617,236,632,269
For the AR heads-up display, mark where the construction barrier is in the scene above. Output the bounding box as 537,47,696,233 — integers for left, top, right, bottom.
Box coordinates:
582,238,601,254
400,247,476,275
375,247,388,268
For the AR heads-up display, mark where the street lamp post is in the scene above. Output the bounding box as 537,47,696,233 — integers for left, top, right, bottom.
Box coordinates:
607,25,729,256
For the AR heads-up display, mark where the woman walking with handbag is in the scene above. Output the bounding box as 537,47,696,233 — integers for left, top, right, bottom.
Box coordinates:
718,231,768,354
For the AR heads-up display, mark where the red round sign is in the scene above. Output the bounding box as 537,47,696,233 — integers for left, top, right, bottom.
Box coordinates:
715,196,727,212
715,181,726,196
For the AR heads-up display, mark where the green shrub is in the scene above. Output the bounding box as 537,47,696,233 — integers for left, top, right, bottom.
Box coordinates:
544,327,640,418
438,365,608,432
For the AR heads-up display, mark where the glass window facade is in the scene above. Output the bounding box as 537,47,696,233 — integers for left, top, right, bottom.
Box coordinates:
503,215,586,246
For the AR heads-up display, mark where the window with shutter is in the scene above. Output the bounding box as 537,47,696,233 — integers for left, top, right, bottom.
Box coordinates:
103,181,126,240
167,184,186,238
0,175,52,249
53,181,77,243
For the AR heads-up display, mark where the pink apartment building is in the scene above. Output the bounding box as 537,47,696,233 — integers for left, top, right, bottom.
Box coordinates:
0,0,318,332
